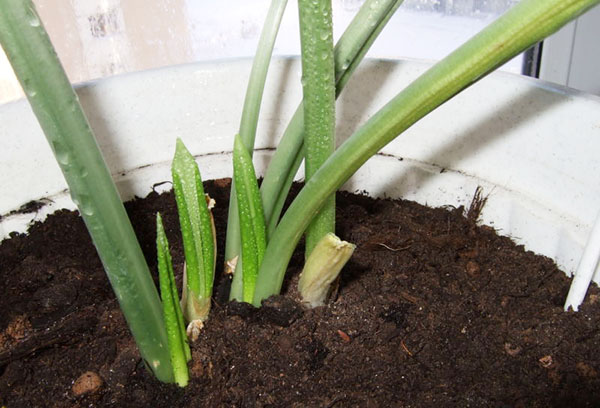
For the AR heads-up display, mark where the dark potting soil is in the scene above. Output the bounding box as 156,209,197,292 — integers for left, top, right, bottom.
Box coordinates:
1,178,599,407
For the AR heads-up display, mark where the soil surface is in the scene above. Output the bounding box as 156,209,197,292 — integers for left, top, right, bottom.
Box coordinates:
1,179,599,407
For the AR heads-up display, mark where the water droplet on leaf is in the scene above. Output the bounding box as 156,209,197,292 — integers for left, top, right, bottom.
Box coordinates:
52,142,70,165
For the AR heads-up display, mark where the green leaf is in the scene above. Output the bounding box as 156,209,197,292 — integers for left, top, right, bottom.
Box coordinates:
172,138,215,321
156,213,190,387
233,134,267,303
0,0,173,383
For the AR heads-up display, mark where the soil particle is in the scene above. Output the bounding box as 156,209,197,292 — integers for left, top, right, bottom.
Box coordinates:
1,178,600,407
72,371,103,396
4,315,31,341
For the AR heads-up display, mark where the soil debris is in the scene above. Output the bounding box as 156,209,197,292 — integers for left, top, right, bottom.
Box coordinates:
72,371,103,396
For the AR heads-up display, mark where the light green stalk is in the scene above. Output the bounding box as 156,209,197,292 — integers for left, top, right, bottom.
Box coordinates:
259,0,404,237
233,135,268,303
156,214,191,387
0,0,173,382
298,0,336,257
226,0,289,301
172,139,215,322
253,0,600,306
266,145,305,236
332,0,404,97
298,233,355,308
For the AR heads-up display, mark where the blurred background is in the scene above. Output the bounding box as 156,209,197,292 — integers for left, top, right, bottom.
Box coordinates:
1,0,598,104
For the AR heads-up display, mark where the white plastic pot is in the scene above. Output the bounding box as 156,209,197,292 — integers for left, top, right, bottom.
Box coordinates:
1,58,599,309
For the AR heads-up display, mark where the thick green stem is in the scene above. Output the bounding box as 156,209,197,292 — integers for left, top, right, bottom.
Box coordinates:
259,0,404,234
298,0,336,256
226,0,289,301
298,233,355,308
253,0,600,306
0,0,173,382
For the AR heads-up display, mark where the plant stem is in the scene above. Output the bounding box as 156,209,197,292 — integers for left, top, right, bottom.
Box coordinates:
233,135,268,303
259,0,403,235
0,0,173,382
298,233,355,308
252,0,600,306
226,0,289,301
298,0,336,257
156,214,190,387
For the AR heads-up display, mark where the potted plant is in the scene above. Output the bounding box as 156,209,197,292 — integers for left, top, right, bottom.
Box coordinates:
1,3,594,404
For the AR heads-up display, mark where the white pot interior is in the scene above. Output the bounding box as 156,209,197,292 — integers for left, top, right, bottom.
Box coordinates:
1,57,600,307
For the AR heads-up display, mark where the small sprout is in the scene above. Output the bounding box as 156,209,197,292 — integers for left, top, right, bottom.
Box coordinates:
298,233,355,308
156,213,191,387
172,138,216,323
233,134,267,304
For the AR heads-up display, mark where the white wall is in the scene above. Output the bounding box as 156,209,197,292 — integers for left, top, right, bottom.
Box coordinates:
540,4,600,96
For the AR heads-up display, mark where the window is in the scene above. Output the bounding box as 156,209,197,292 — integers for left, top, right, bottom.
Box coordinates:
1,1,596,104
184,0,523,72
539,4,600,96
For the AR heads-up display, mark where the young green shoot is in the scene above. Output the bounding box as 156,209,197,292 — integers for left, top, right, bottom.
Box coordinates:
156,213,191,387
0,0,173,383
298,0,336,257
298,233,355,308
225,0,289,301
233,134,268,303
252,0,600,306
172,138,216,325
